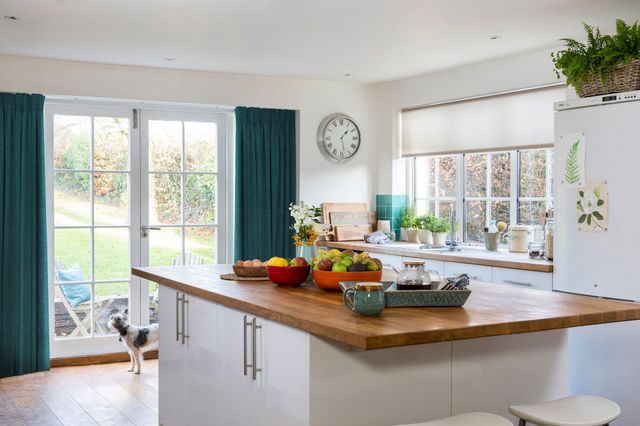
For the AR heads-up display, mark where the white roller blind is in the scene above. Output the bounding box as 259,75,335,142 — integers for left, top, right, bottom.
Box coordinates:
401,85,565,157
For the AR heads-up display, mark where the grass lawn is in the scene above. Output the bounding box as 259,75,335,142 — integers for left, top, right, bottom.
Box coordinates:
54,191,215,297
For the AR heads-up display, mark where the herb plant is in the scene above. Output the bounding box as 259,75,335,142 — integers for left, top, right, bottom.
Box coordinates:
428,217,451,234
399,205,418,229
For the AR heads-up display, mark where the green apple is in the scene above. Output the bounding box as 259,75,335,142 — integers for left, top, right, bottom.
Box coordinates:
366,260,378,271
331,263,348,272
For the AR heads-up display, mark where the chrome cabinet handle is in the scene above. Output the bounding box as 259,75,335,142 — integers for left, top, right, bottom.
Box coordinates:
244,315,252,376
252,317,262,381
181,297,189,344
503,279,533,287
176,292,182,342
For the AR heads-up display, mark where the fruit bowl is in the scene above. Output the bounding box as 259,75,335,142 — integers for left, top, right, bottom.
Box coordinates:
312,269,383,292
233,265,268,277
267,265,310,287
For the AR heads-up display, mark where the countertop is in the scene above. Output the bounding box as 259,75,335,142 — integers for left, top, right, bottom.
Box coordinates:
132,264,640,350
316,240,554,272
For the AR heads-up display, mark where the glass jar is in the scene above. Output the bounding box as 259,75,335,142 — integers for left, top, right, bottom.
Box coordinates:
545,218,554,260
396,261,440,290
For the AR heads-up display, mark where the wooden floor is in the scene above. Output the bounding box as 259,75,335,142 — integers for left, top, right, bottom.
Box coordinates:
0,360,158,425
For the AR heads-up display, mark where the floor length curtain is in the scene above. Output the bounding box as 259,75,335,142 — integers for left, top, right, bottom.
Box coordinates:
0,93,49,378
234,107,296,261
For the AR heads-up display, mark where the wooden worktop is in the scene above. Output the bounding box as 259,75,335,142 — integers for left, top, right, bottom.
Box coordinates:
132,264,640,350
316,240,554,272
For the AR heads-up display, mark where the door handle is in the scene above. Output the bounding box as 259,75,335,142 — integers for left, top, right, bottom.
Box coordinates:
141,226,161,238
244,315,253,376
176,292,182,342
181,297,189,344
251,317,262,380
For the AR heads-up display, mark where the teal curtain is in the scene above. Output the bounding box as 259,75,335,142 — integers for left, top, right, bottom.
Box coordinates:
0,93,49,378
234,107,296,261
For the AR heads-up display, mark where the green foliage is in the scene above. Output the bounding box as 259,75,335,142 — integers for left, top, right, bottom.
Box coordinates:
551,19,640,92
416,212,436,230
564,140,581,184
428,217,451,234
399,205,418,229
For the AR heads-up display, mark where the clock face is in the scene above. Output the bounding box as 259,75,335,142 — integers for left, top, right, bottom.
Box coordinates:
317,114,361,164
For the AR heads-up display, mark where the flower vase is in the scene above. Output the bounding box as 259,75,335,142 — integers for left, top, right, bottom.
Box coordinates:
295,244,314,265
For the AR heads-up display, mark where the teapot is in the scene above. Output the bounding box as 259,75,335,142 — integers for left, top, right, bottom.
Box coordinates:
390,261,441,290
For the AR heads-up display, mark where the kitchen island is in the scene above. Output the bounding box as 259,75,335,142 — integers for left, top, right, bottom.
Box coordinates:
133,265,640,426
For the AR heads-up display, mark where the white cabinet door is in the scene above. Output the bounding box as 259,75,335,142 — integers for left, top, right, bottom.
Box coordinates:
402,257,445,278
186,295,220,426
374,253,403,269
217,304,258,426
158,286,187,426
492,267,553,291
443,262,493,282
258,320,309,426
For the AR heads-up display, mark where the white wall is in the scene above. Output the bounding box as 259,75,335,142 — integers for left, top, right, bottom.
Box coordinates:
372,48,566,195
0,54,380,208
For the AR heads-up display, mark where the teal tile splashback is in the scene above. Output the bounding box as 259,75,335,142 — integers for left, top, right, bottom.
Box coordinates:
376,194,408,239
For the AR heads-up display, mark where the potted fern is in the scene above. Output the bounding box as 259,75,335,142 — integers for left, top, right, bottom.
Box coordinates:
399,205,419,243
416,213,436,245
552,19,640,97
428,217,451,247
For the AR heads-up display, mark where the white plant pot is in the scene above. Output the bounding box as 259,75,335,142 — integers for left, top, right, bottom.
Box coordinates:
406,229,420,243
418,229,432,245
432,232,448,247
400,228,409,241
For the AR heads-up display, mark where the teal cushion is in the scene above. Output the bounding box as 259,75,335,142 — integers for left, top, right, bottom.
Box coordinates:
57,264,90,308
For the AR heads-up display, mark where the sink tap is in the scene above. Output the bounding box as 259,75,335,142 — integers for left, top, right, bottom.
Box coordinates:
447,204,458,251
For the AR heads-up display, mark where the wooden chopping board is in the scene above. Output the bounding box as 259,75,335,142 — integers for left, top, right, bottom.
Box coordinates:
330,211,376,226
333,224,373,241
321,202,366,224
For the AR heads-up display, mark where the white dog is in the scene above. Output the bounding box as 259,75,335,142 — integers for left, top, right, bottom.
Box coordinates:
107,311,158,374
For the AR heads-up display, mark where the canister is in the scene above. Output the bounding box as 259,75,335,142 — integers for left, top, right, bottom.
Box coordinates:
508,225,533,253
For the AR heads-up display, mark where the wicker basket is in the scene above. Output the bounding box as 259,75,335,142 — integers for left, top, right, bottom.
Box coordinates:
579,59,640,97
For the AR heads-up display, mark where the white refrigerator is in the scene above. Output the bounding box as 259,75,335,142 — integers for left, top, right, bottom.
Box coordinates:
554,91,640,426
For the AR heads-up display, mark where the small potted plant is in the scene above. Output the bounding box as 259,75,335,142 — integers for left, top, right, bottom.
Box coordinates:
416,213,436,245
398,205,419,242
552,19,640,97
429,217,451,247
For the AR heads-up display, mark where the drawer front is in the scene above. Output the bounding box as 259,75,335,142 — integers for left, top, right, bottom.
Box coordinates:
443,262,493,282
374,253,403,269
492,267,552,291
402,257,445,278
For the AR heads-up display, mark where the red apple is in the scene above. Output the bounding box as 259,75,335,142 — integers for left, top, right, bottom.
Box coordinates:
317,258,333,271
290,257,309,267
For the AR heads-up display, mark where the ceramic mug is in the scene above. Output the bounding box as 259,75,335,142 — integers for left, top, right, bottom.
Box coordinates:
343,282,385,316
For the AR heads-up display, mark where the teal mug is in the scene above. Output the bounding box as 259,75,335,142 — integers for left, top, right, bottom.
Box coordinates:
343,282,386,316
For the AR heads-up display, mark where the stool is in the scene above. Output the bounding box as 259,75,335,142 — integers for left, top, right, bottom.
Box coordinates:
509,395,620,426
396,412,513,426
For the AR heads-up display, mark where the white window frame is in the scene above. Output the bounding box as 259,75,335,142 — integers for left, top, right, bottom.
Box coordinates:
412,147,553,244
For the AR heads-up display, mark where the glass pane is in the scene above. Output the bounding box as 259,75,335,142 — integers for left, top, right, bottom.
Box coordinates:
94,173,129,225
149,120,182,172
54,172,90,226
94,117,129,171
519,200,547,225
53,115,90,170
519,149,547,198
150,173,181,225
491,200,510,226
415,157,429,198
185,121,217,172
548,149,554,198
150,227,182,266
416,199,428,216
491,152,511,197
149,282,159,325
185,227,216,264
54,229,91,281
94,282,129,336
438,201,455,221
465,200,486,244
438,156,457,197
465,153,487,197
54,284,92,338
94,228,129,281
185,174,216,224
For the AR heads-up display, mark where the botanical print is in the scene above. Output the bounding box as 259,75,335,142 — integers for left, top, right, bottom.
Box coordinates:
557,132,586,187
577,180,608,232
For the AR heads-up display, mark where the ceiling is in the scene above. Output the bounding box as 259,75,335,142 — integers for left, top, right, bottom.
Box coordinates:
1,0,639,83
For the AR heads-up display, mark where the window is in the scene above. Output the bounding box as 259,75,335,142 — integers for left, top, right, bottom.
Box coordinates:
413,148,553,244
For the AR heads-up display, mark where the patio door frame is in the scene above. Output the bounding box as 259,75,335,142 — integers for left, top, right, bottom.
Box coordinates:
46,98,232,358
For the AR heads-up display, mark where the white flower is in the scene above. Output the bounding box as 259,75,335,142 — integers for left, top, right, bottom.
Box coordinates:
583,191,598,215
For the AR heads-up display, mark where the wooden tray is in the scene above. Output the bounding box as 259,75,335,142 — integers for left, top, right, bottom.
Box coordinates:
220,273,270,282
339,281,471,308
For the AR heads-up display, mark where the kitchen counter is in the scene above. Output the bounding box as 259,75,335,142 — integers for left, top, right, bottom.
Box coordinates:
132,264,638,350
317,240,554,272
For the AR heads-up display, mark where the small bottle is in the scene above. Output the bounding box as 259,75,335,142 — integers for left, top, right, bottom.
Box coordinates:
544,211,554,260
488,220,498,233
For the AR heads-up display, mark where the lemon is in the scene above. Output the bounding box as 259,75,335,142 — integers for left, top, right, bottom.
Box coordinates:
267,257,289,267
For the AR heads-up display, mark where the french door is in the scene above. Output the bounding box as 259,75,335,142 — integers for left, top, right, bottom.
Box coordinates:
46,102,227,357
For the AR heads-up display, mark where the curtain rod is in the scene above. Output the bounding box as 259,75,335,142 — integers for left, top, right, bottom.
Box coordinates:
45,94,235,113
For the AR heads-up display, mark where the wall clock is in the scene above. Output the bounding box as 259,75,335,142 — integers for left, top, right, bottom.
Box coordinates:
316,113,361,164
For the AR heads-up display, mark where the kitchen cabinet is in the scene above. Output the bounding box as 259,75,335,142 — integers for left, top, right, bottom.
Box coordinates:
373,252,403,269
444,262,493,283
492,267,552,292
